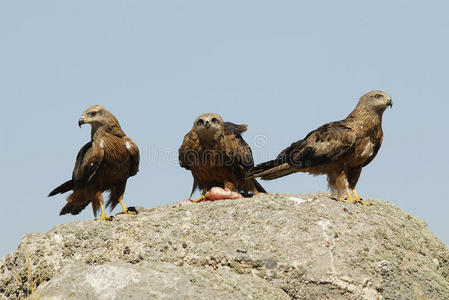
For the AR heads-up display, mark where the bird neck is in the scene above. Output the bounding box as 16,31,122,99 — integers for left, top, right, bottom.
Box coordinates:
91,124,125,140
198,134,225,150
346,105,383,128
196,128,224,148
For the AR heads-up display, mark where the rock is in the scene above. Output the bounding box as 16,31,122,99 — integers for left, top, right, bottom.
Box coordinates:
26,261,288,300
1,193,448,299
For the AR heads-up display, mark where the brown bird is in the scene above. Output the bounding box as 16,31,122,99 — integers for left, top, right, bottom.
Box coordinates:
249,90,392,205
48,105,140,220
179,113,266,202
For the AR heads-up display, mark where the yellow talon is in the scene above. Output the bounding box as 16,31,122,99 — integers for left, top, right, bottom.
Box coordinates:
191,190,207,203
116,197,137,215
352,189,371,206
95,201,113,221
340,187,355,203
339,198,352,203
95,214,113,221
337,188,371,206
191,195,205,203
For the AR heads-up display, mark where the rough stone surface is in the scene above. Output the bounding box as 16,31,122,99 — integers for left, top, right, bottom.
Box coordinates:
0,193,448,300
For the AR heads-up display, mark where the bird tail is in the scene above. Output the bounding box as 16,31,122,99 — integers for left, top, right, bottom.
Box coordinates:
48,180,73,197
189,181,199,199
59,192,90,216
60,200,90,216
249,161,297,180
249,139,308,180
251,178,266,193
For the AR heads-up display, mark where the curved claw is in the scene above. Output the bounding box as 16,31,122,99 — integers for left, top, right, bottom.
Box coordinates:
352,189,372,206
355,198,372,206
335,188,371,206
191,194,206,203
116,207,138,215
338,197,355,203
117,198,138,215
95,214,113,221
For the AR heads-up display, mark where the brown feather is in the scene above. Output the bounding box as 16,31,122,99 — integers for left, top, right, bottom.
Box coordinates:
179,113,265,197
49,106,140,217
250,90,392,196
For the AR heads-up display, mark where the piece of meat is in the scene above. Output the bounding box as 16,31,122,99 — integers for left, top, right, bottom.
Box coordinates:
204,187,243,201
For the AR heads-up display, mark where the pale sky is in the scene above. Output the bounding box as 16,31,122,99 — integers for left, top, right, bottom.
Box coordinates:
1,1,448,257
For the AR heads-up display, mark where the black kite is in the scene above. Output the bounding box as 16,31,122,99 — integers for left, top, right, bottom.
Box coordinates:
250,90,392,205
48,105,140,220
179,113,265,202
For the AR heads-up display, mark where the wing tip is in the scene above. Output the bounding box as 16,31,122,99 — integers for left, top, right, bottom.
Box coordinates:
48,180,73,197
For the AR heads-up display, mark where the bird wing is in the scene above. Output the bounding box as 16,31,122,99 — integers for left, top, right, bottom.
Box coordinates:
124,137,140,177
72,141,104,188
224,122,248,136
224,122,267,193
281,121,356,169
178,130,202,197
224,122,254,173
362,133,383,167
178,130,201,170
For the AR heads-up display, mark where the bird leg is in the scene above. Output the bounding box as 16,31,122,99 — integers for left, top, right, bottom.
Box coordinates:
191,190,207,203
352,189,371,206
337,188,371,206
337,187,355,203
95,194,113,221
116,195,137,215
335,188,355,203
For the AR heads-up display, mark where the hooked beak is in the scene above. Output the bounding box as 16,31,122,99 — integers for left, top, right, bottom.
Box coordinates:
387,98,393,108
78,116,86,127
205,121,210,129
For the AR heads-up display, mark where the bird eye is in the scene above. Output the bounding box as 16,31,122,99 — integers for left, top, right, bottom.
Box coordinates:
211,118,219,124
196,119,204,126
374,94,383,99
90,111,97,117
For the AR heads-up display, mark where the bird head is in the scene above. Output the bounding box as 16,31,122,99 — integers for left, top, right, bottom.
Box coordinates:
78,105,107,128
78,105,120,131
359,90,393,113
193,113,224,142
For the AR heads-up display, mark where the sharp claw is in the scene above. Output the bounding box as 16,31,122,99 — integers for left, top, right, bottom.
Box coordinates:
356,199,372,206
116,208,138,215
352,189,371,206
95,215,113,221
191,195,205,203
338,197,354,203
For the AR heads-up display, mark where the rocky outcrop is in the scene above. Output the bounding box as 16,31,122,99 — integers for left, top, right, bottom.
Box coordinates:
1,193,448,299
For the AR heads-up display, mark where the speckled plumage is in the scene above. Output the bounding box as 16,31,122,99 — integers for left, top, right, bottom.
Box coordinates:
179,113,265,197
49,105,139,217
250,91,392,198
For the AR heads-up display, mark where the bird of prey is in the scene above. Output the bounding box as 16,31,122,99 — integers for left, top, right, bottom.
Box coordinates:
249,90,392,205
179,113,266,202
48,105,140,220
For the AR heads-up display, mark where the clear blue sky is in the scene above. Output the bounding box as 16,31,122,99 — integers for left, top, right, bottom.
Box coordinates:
1,1,448,257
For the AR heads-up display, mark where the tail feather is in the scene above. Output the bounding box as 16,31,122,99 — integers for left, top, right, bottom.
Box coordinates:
48,180,73,197
189,181,199,199
259,163,298,180
250,139,308,180
60,199,90,216
105,184,127,212
251,160,278,175
250,160,298,180
248,159,282,177
105,194,120,211
252,178,266,193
